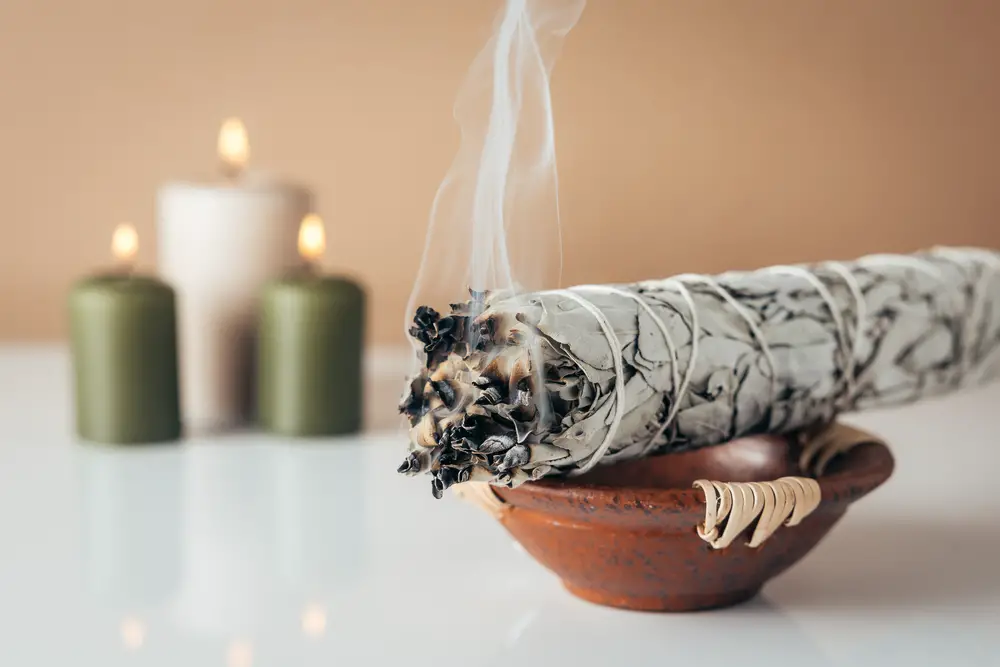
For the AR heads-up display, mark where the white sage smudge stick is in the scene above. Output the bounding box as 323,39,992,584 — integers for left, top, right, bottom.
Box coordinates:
398,247,1000,498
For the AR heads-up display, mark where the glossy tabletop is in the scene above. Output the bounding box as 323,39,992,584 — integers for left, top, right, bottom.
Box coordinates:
1,345,998,666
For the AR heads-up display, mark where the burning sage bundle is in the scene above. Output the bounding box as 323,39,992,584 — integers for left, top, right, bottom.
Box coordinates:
398,247,1000,497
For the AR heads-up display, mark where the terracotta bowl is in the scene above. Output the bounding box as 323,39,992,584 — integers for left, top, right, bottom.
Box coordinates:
493,433,894,612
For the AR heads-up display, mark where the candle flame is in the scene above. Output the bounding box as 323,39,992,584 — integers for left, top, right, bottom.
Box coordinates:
298,214,326,262
111,223,139,263
218,117,250,173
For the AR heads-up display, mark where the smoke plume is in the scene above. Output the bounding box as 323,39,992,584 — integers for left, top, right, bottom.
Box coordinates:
405,0,586,341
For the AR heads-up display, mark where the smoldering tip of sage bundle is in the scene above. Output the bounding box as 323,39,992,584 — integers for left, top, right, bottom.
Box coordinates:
397,293,567,499
398,247,1000,498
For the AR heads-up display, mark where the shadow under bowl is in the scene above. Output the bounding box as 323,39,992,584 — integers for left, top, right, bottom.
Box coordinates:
494,433,894,612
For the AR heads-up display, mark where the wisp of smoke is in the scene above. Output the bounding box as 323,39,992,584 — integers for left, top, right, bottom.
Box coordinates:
404,0,586,347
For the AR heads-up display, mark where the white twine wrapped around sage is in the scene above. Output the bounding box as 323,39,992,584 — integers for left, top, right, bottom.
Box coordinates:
398,247,1000,497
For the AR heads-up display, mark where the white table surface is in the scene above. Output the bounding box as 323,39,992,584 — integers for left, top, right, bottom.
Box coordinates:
1,344,998,667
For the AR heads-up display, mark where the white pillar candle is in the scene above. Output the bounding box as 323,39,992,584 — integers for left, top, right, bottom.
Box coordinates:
157,119,313,432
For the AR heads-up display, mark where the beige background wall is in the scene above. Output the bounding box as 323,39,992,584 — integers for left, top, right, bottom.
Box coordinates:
1,0,999,345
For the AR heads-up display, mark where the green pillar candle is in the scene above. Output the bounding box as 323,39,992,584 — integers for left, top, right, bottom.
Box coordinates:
69,274,181,444
257,274,365,436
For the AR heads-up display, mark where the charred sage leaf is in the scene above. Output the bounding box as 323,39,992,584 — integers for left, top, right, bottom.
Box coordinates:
398,376,430,424
475,433,516,455
397,452,422,476
430,380,457,409
475,386,503,406
496,444,529,473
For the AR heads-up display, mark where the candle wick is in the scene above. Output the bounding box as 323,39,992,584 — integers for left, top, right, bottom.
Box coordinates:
116,259,136,277
221,161,244,182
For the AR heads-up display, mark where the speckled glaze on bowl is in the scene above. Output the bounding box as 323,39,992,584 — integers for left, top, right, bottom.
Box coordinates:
493,433,893,612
